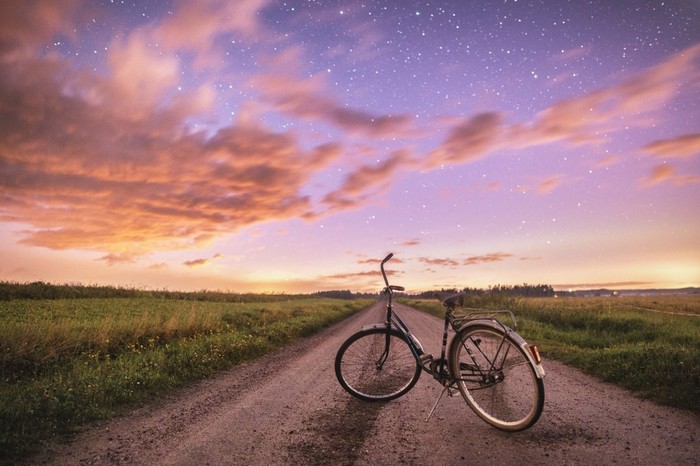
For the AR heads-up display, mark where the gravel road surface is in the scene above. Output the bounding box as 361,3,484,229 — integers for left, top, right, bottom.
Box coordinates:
25,301,699,465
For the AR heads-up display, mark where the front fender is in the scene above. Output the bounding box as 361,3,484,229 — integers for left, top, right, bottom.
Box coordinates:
361,322,394,332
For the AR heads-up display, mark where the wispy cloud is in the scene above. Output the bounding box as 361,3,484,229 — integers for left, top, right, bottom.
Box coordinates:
253,71,414,137
641,164,700,187
400,239,421,247
1,0,698,263
321,150,413,212
418,252,514,268
536,174,566,194
184,253,223,268
418,257,460,267
554,281,655,290
641,133,700,159
98,253,137,266
511,175,567,195
463,252,513,265
424,112,504,168
510,44,700,148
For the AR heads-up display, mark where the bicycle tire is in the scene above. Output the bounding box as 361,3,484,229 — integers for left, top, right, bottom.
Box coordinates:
335,327,421,401
449,324,544,431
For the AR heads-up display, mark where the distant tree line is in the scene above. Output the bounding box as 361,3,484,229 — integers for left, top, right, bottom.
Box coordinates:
412,283,555,299
488,284,555,297
0,281,556,301
0,281,306,302
311,290,377,300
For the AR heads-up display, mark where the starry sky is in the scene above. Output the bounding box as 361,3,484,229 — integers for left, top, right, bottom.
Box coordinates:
1,0,699,293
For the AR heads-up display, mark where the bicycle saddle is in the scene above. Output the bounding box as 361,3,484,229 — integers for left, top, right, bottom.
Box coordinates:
434,291,465,308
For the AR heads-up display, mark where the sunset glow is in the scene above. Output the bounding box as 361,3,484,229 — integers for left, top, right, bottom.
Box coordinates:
1,0,698,293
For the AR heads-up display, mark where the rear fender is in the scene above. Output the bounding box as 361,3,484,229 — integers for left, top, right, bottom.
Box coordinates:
456,319,546,379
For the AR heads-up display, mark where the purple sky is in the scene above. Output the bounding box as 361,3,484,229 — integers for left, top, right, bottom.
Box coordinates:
1,0,699,293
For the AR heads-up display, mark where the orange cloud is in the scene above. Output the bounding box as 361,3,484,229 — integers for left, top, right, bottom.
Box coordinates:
0,53,340,255
537,174,565,194
424,112,504,168
0,0,83,54
463,252,513,265
418,257,460,267
594,154,621,168
641,164,700,187
401,239,421,247
641,133,700,159
184,253,222,268
510,44,700,148
321,150,413,211
98,253,138,266
155,0,270,48
555,281,654,290
1,1,699,265
417,252,515,268
253,72,414,137
322,270,384,280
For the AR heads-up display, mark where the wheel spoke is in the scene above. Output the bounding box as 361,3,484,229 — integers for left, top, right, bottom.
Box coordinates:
336,328,421,401
450,325,544,431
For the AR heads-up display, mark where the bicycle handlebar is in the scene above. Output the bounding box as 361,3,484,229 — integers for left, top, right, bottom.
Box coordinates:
380,253,405,292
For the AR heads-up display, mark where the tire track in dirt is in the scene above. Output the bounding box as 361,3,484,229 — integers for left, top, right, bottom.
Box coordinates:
286,397,384,465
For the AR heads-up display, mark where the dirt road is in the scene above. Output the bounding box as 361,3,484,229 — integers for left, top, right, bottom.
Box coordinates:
26,302,699,465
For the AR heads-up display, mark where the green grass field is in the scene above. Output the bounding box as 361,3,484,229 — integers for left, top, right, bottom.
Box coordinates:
0,296,371,461
404,294,700,415
2,291,699,462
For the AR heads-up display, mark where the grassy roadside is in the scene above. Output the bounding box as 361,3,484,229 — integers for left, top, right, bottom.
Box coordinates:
403,294,700,414
0,297,371,461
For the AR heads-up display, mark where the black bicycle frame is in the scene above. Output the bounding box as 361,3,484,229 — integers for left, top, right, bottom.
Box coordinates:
377,253,515,383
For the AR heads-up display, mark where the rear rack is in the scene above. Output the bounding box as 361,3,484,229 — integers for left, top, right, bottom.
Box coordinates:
451,308,518,330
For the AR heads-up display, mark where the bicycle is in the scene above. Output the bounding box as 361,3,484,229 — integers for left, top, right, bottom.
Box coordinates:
334,253,545,431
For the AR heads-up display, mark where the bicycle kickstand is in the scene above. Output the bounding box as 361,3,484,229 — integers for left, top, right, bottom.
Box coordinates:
426,385,450,421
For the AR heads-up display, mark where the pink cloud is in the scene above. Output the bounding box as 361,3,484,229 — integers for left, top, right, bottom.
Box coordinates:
424,112,504,168
143,0,274,72
641,164,700,187
418,257,460,267
0,50,342,255
98,253,138,266
641,133,700,159
594,154,621,168
510,45,700,148
536,174,566,194
401,239,421,247
184,253,223,267
463,252,513,265
1,1,698,265
553,45,593,62
321,150,413,211
0,0,83,55
253,72,414,137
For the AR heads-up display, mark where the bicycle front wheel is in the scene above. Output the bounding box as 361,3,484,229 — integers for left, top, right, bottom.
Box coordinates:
449,324,544,431
335,327,421,401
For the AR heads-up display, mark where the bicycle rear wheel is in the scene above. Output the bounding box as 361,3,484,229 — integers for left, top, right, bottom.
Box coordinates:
335,327,421,401
449,324,544,431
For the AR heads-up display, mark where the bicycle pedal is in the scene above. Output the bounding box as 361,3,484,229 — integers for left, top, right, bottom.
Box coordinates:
419,353,434,364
